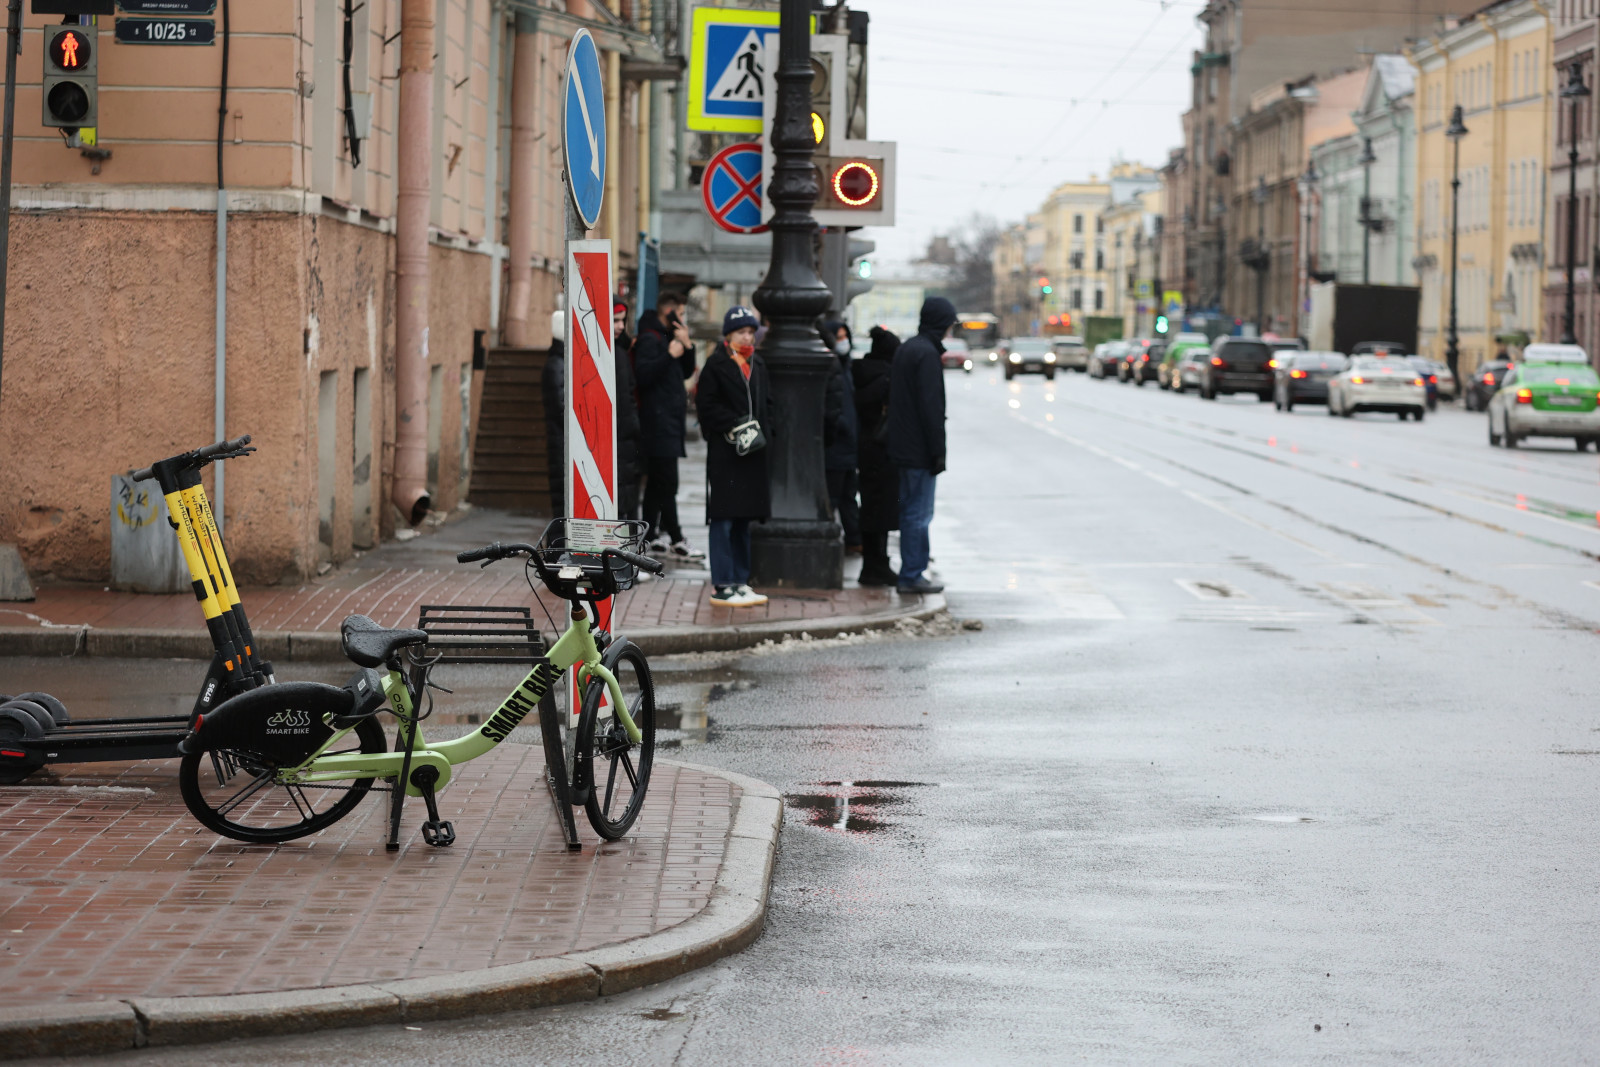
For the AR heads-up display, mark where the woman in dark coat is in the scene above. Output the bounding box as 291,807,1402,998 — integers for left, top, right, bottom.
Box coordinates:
852,326,901,586
694,306,772,608
819,320,861,553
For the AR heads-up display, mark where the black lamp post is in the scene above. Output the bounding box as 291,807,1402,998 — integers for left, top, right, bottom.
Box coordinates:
1561,63,1590,346
1299,159,1319,324
749,0,841,589
1253,175,1269,333
1445,104,1468,382
1358,136,1377,285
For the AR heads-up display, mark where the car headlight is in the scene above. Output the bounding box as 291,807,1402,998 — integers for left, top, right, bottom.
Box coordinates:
987,352,998,361
963,359,973,370
1009,353,1021,364
1044,353,1057,363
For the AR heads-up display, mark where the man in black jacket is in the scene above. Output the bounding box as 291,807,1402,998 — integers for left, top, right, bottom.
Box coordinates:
887,296,955,594
612,300,642,523
633,291,702,559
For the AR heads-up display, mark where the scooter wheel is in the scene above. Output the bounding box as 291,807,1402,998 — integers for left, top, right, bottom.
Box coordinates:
13,692,69,727
0,700,56,735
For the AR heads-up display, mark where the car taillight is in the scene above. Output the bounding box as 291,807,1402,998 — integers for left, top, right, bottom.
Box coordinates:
1428,375,1437,383
1268,359,1279,368
1516,388,1533,404
1210,356,1223,366
1351,376,1365,384
1412,377,1425,386
1482,374,1494,384
1289,370,1307,379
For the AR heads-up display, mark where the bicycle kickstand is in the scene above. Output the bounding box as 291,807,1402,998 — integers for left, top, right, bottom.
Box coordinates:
410,765,455,847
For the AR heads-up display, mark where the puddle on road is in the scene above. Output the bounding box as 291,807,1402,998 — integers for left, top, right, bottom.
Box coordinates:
1252,814,1316,823
785,780,934,835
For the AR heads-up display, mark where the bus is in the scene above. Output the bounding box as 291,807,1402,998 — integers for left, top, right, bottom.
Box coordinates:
954,313,1000,353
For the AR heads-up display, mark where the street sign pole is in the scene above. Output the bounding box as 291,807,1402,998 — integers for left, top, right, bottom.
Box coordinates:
0,0,35,602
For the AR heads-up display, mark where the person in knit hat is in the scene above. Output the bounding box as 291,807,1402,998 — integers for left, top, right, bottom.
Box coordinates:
694,306,771,607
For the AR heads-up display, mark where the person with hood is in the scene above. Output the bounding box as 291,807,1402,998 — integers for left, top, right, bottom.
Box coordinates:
819,320,860,553
853,326,900,586
612,301,642,524
633,292,703,559
695,306,771,608
887,297,955,594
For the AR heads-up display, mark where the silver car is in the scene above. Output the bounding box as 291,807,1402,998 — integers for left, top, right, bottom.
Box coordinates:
1327,356,1427,420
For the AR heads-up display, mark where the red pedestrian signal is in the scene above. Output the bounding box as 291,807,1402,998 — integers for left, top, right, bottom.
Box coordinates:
49,29,90,71
830,160,880,207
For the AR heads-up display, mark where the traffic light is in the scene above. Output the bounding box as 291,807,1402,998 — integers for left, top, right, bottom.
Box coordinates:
1155,315,1169,335
847,235,874,303
42,24,97,130
1038,276,1052,296
808,50,832,150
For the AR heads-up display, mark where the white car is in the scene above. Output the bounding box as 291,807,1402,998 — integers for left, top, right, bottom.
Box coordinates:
1326,356,1428,421
1487,362,1600,450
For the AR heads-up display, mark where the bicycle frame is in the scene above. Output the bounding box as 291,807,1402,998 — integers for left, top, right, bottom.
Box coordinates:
282,612,638,797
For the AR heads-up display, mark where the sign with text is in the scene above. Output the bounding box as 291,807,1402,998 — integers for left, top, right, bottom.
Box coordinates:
114,17,214,43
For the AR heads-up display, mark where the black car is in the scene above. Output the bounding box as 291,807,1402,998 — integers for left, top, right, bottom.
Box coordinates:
1273,351,1348,410
1003,336,1058,380
1200,338,1275,400
1119,339,1167,385
1463,360,1514,411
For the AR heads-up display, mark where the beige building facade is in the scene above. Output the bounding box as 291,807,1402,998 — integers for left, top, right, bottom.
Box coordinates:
1411,2,1552,373
0,1,669,584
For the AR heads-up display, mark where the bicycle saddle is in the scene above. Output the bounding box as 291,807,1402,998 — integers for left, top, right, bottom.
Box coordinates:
340,614,427,668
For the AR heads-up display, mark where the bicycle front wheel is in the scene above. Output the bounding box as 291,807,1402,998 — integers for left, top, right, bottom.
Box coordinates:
179,716,388,844
575,641,656,840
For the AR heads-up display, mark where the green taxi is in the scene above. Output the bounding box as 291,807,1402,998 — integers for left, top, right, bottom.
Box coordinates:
1486,362,1600,450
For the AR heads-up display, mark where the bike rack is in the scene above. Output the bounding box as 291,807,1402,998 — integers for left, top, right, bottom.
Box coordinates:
406,604,581,850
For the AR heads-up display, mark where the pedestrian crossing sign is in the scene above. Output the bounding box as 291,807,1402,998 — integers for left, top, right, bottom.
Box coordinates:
687,7,812,133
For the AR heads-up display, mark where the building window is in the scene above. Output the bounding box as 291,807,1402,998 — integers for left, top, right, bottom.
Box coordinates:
1095,250,1105,271
1071,289,1083,310
1074,214,1084,234
1094,289,1105,311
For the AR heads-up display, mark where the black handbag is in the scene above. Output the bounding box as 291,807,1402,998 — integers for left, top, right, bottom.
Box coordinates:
725,365,767,456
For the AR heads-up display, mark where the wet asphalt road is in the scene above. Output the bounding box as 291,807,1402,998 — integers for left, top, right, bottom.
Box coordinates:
19,368,1600,1064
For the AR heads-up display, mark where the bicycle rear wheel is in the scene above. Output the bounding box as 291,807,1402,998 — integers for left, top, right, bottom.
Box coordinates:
575,641,656,840
179,716,387,843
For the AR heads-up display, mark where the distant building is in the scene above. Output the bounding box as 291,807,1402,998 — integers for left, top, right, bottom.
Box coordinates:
1103,189,1166,338
1546,3,1597,357
1411,1,1552,373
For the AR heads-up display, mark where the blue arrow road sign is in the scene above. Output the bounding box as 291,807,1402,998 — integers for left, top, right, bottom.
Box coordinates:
563,29,607,230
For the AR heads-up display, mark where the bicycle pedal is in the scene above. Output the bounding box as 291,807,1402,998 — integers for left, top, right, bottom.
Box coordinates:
421,819,456,847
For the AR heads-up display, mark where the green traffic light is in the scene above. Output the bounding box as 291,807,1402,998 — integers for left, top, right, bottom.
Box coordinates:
1155,315,1169,334
1041,285,1053,295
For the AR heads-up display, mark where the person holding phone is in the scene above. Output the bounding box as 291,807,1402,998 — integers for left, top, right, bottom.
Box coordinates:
633,291,703,559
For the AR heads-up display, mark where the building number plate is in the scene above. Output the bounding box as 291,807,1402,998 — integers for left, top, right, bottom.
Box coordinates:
114,18,215,44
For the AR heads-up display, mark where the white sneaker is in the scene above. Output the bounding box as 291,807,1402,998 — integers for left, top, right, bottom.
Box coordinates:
670,539,706,560
709,585,740,607
647,535,671,553
736,584,768,606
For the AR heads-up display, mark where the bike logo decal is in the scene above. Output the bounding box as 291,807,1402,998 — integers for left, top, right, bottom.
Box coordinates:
264,708,313,735
480,658,562,743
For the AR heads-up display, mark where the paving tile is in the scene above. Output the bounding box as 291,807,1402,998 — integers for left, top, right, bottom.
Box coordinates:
0,752,738,1008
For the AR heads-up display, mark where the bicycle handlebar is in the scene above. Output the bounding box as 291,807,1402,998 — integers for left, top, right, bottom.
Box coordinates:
605,548,664,574
456,542,502,564
196,435,253,461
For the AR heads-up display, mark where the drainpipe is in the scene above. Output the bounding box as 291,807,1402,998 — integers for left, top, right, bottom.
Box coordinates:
214,0,230,532
392,0,433,526
605,48,620,248
503,12,538,346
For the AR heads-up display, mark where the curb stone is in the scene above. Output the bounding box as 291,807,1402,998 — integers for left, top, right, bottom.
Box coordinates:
0,595,945,662
0,761,782,1060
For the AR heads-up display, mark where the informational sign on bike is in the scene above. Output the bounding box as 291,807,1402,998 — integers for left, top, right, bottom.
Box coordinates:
565,517,631,555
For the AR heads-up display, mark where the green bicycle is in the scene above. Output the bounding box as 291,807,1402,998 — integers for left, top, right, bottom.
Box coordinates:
175,519,662,848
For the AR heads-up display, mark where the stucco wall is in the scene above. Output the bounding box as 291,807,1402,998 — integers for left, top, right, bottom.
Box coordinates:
0,208,491,585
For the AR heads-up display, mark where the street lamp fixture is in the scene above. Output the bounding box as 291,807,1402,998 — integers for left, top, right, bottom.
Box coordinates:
1444,104,1468,382
1299,160,1320,329
1560,62,1590,346
1358,136,1378,285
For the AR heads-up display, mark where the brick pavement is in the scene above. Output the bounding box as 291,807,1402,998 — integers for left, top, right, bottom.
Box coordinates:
0,751,736,1008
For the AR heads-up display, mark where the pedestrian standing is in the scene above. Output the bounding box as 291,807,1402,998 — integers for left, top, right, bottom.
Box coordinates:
887,297,954,595
695,306,771,608
820,320,861,554
612,301,641,523
853,326,900,586
633,291,703,560
541,310,566,519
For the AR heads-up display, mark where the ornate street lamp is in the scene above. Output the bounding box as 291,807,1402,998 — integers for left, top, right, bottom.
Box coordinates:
1299,159,1320,328
749,0,841,589
1445,104,1469,381
1561,62,1590,346
1358,136,1378,285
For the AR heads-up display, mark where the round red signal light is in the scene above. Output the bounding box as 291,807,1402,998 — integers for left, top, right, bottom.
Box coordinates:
49,29,90,71
832,161,880,207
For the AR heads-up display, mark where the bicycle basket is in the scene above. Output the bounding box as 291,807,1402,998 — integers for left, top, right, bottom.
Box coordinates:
535,517,652,595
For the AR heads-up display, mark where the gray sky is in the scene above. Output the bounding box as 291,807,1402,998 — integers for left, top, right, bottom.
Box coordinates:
856,0,1204,269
